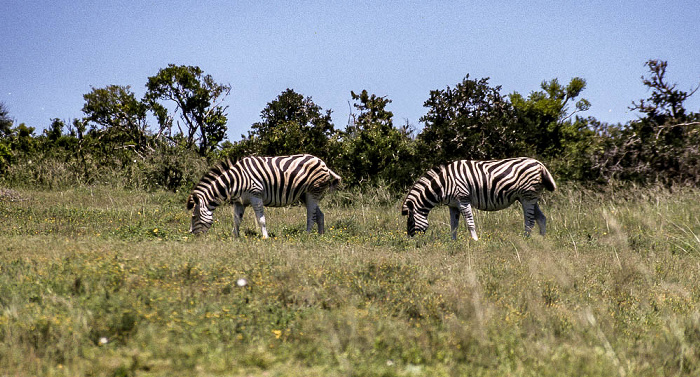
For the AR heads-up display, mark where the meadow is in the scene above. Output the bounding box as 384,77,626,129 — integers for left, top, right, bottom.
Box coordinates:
1,184,699,376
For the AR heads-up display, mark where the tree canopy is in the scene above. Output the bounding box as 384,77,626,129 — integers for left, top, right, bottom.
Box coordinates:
417,75,519,167
145,64,231,156
510,77,591,157
238,89,337,161
2,59,699,191
0,102,13,136
337,90,415,188
630,59,699,124
82,85,152,156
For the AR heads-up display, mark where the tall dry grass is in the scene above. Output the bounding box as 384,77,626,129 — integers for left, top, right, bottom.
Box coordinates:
0,184,699,376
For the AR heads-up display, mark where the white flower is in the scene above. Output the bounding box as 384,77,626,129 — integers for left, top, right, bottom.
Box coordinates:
236,278,247,287
99,337,109,345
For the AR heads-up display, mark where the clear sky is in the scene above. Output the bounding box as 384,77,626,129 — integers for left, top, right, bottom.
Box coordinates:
2,1,699,141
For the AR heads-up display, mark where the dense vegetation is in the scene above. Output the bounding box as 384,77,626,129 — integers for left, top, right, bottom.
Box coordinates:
1,59,699,193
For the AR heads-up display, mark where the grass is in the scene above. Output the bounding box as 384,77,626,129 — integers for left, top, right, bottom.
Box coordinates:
1,185,700,376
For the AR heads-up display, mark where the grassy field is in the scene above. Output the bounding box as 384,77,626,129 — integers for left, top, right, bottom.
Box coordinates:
1,184,699,376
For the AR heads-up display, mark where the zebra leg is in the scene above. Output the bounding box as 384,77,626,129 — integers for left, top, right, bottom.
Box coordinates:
458,201,479,241
250,196,269,239
534,203,547,236
305,194,318,233
304,194,325,234
233,202,246,237
449,206,460,240
521,200,537,237
316,206,325,235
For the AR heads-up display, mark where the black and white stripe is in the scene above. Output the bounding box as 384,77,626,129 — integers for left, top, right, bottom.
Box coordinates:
402,157,556,240
187,154,341,237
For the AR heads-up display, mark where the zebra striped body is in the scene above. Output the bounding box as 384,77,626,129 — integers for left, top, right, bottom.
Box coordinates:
187,154,341,237
402,157,556,240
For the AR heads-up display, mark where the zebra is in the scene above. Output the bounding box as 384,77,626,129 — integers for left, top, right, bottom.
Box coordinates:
401,157,556,240
187,154,341,238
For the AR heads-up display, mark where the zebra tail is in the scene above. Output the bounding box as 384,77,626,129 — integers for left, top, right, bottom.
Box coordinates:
328,169,342,190
541,164,557,192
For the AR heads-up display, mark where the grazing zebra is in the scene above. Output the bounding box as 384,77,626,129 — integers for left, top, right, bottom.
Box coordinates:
401,157,556,240
187,154,341,238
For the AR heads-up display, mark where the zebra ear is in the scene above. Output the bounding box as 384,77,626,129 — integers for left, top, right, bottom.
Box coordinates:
186,195,196,210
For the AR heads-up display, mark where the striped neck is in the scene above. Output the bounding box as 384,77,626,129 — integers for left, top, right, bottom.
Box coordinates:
405,165,453,213
191,159,242,208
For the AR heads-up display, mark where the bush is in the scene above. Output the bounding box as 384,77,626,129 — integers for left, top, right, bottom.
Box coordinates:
0,134,208,192
140,145,208,192
589,119,700,186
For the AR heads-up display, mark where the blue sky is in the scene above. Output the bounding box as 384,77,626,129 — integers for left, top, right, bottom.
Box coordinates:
2,1,699,141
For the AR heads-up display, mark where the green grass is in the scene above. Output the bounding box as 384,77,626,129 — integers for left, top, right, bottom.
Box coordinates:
1,185,700,376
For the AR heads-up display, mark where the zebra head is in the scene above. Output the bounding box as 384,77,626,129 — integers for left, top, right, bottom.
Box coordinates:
186,194,214,234
401,200,428,237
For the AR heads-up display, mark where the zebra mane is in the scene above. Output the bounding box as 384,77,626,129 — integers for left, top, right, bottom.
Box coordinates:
401,164,446,214
425,165,445,179
194,158,233,190
187,158,236,210
210,158,235,176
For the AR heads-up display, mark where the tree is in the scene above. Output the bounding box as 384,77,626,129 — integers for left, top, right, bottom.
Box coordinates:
346,90,394,136
45,118,64,142
0,102,13,172
339,90,415,189
417,75,518,168
145,64,231,156
0,102,13,136
82,85,152,156
630,59,698,124
242,89,337,160
589,60,700,186
6,123,38,154
510,77,591,157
